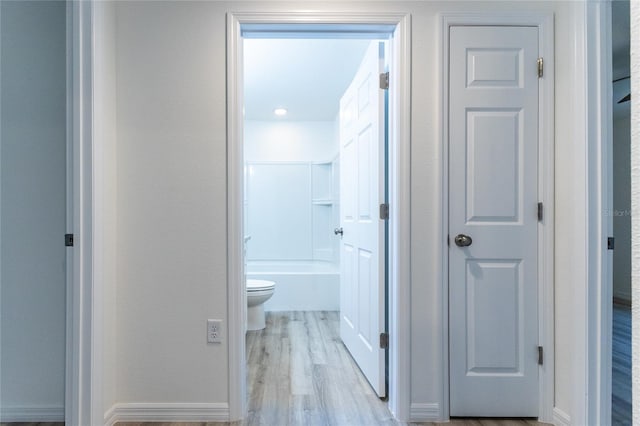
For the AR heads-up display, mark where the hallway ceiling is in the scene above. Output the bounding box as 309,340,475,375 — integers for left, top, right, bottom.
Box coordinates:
243,38,372,122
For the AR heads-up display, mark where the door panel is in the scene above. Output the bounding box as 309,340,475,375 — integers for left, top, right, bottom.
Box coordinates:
466,109,522,222
449,26,539,417
339,40,386,397
465,260,523,374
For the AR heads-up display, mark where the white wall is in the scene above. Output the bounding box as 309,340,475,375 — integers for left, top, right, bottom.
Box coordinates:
107,0,581,421
245,120,338,262
613,115,632,302
0,1,67,420
115,0,229,404
94,0,119,415
244,120,338,162
246,163,313,259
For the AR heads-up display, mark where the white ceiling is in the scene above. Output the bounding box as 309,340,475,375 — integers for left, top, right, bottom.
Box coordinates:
243,38,373,121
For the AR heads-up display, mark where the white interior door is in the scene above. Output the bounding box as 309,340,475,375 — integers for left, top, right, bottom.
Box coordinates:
449,26,540,417
338,40,386,397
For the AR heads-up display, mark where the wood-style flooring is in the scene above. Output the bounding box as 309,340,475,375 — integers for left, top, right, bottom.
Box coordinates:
7,307,632,426
243,311,547,426
612,303,632,425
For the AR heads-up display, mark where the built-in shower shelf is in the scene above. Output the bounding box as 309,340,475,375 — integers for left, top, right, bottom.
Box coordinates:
312,200,333,205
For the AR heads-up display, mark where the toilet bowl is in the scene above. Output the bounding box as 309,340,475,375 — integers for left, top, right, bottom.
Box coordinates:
246,279,275,331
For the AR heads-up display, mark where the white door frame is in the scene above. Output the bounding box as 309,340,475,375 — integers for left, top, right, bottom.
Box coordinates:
67,1,102,425
439,12,555,423
226,11,412,422
571,1,613,424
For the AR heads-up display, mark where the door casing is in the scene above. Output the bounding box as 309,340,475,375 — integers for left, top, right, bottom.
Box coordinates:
226,11,412,422
439,12,555,423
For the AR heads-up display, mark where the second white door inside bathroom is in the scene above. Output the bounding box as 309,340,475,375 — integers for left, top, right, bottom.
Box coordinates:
243,37,389,398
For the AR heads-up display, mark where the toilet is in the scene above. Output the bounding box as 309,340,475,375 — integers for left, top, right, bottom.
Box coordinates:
246,279,276,331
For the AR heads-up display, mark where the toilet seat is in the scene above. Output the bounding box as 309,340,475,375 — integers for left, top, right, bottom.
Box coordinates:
247,279,275,292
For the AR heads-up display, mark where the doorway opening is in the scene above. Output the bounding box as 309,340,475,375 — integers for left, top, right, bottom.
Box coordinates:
227,13,411,421
610,1,631,424
243,36,390,410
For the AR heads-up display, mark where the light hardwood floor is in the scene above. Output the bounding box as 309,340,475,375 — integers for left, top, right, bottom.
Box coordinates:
242,311,546,426
114,311,548,426
612,303,632,425
14,307,633,426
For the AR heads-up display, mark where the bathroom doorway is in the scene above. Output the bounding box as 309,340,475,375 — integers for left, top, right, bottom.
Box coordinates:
244,34,388,399
227,14,411,421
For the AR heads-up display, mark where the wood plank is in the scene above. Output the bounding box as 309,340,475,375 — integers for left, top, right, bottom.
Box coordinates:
243,312,551,426
612,304,632,425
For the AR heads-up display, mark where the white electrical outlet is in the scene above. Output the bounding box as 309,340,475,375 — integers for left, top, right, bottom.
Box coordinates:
207,319,222,343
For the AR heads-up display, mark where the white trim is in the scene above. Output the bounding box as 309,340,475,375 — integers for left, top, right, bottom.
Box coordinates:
103,403,230,426
571,1,613,424
594,2,614,424
439,12,555,423
226,12,246,421
409,403,441,421
386,13,412,423
552,407,572,426
0,406,65,423
227,11,411,422
103,405,117,426
536,13,556,425
67,1,98,425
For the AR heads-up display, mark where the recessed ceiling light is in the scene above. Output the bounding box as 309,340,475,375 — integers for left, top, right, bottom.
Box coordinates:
274,108,288,116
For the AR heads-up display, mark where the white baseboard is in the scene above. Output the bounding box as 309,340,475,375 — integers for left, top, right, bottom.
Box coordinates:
0,405,65,422
104,402,230,426
553,407,571,426
410,403,441,421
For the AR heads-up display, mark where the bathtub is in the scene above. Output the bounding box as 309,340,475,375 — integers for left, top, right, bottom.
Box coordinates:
246,260,339,311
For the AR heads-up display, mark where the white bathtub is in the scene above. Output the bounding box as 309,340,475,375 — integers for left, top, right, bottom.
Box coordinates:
246,260,339,311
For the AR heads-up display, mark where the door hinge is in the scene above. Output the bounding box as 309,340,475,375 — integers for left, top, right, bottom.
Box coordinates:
380,203,389,220
380,332,389,349
608,237,615,250
65,233,74,247
537,346,544,365
537,202,543,221
380,72,389,90
537,58,544,78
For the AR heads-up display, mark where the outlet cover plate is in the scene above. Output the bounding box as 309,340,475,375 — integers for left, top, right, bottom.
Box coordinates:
207,319,222,343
